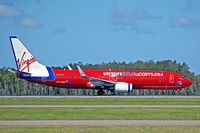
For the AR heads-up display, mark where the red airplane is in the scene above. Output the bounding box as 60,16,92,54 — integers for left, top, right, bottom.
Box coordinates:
9,36,192,95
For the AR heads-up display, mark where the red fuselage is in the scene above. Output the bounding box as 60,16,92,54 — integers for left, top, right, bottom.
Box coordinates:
28,68,192,91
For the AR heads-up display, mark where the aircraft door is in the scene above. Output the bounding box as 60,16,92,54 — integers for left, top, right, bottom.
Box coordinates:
169,74,174,83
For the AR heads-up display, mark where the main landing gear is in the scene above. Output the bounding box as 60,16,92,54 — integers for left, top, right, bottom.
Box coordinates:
172,90,175,95
97,89,105,96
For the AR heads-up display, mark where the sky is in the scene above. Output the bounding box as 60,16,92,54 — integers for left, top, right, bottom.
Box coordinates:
0,0,200,74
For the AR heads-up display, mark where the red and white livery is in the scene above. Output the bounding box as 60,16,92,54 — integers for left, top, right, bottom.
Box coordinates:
9,36,193,95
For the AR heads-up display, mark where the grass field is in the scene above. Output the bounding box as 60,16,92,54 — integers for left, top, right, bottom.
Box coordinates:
0,97,200,133
0,107,200,120
0,97,200,120
0,97,200,105
1,126,200,133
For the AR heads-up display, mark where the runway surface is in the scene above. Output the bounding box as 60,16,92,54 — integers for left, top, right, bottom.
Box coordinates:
0,120,200,126
1,105,200,108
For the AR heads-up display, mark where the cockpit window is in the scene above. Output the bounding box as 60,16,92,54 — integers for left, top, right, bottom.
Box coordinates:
179,76,185,79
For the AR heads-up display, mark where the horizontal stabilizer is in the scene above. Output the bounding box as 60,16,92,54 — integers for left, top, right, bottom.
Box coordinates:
8,68,31,77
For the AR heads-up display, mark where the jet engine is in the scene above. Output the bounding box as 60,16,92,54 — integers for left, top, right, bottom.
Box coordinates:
114,82,133,93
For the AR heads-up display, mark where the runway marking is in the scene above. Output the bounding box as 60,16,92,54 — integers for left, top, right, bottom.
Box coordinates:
0,105,200,108
0,120,200,126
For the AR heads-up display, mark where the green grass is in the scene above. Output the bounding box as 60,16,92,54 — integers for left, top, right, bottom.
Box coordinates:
0,97,200,105
0,97,200,133
0,107,200,120
0,97,200,120
1,126,200,133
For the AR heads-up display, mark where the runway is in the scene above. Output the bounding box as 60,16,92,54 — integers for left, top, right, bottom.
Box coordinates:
0,120,200,126
0,105,200,108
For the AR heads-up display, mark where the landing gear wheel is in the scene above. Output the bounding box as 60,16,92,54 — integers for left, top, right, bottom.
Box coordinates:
97,90,105,95
172,91,175,95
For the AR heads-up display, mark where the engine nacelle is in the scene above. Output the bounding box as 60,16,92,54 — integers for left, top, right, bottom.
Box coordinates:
114,82,133,93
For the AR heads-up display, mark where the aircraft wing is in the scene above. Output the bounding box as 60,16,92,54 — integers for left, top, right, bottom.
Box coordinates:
77,66,115,87
87,77,115,87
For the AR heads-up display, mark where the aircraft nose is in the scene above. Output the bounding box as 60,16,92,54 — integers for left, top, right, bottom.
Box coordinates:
185,79,193,86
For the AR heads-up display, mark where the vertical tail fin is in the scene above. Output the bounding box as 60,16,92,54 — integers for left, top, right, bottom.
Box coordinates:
9,36,49,77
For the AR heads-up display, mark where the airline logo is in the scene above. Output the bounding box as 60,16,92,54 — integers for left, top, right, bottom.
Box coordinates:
17,51,36,72
175,81,182,85
103,72,122,77
103,72,163,77
66,80,71,83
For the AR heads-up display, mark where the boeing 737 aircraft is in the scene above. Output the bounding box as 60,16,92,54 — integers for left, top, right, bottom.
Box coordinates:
8,36,192,95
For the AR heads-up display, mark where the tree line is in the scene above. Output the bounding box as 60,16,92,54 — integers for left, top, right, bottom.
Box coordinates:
0,60,199,96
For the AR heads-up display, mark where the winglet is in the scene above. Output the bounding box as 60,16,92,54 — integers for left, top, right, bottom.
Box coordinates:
77,65,87,77
68,65,72,70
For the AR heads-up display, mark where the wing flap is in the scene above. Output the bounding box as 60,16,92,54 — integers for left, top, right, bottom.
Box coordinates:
77,65,115,87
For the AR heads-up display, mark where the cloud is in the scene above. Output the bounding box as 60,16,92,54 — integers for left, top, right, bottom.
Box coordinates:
111,4,160,33
0,3,42,29
0,4,20,16
112,4,161,26
181,1,193,11
20,18,41,28
170,17,199,27
0,0,42,5
0,0,17,6
53,28,66,34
